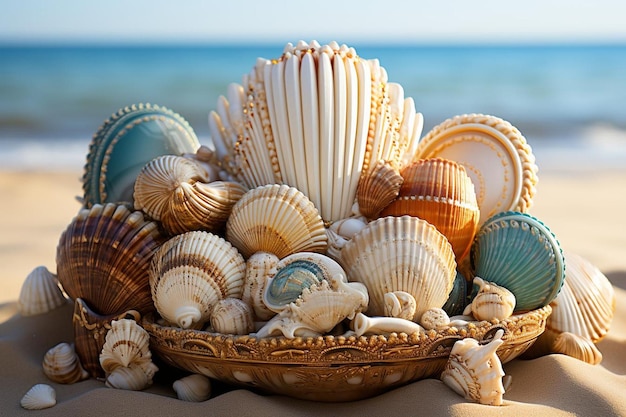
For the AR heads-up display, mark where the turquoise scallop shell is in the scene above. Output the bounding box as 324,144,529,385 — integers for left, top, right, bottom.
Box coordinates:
82,103,200,207
442,271,470,317
470,211,566,311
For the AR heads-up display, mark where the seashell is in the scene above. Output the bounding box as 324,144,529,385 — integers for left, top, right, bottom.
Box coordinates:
351,313,424,337
42,342,89,384
105,361,159,391
149,231,246,329
463,277,516,321
56,203,165,316
356,160,403,219
524,252,614,364
256,273,369,338
133,154,247,235
328,215,368,241
226,184,328,259
340,215,457,321
209,40,424,223
72,297,141,378
20,384,56,410
173,374,212,402
442,271,470,317
18,265,67,317
242,252,279,321
440,329,506,406
415,113,538,225
383,291,417,320
470,211,565,312
420,308,451,330
99,319,152,374
82,103,200,207
263,252,346,313
209,298,255,335
380,158,480,262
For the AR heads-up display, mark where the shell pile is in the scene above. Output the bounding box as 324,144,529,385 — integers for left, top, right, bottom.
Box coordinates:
36,40,615,404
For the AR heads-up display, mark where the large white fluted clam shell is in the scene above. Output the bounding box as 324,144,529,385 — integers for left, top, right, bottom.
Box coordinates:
209,40,423,222
18,265,67,317
99,319,151,374
226,184,327,259
440,329,506,406
173,374,212,402
149,231,246,329
42,342,89,384
20,384,56,410
340,215,457,321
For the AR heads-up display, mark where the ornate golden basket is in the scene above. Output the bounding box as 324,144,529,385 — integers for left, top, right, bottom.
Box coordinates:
143,305,551,402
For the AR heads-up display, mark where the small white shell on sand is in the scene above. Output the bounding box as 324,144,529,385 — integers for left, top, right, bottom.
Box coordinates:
173,374,212,402
18,266,67,317
43,342,89,384
20,384,56,410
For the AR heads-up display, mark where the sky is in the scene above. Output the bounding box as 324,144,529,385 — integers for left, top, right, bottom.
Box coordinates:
1,0,626,45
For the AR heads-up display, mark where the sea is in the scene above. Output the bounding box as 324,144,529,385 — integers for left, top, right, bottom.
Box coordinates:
1,43,626,173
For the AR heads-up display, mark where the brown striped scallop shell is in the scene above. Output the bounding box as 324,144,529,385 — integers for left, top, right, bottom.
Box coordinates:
356,160,403,219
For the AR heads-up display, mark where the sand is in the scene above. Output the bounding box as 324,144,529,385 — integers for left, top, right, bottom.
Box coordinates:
1,168,625,416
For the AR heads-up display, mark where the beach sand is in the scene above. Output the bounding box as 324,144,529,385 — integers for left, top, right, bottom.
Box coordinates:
1,168,625,416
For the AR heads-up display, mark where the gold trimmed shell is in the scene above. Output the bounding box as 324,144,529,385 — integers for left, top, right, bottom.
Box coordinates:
18,265,67,317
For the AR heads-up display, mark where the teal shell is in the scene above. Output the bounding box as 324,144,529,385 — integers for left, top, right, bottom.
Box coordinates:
82,103,200,207
470,211,566,311
264,259,328,310
442,270,470,316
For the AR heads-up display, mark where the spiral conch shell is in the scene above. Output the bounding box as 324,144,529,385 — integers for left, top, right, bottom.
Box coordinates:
440,329,507,406
20,384,56,410
149,231,246,329
209,40,423,223
18,265,67,317
42,342,89,384
463,277,516,321
133,154,246,235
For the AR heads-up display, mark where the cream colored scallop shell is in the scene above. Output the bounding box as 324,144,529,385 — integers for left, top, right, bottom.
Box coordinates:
42,342,89,384
173,374,212,402
149,231,246,329
440,329,506,406
209,40,423,223
225,184,327,259
209,298,255,335
99,319,151,374
20,384,56,410
340,215,457,321
463,277,516,321
242,251,279,321
134,154,247,235
18,265,67,317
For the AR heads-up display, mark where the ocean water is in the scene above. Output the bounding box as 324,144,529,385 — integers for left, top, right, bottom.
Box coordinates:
1,43,625,172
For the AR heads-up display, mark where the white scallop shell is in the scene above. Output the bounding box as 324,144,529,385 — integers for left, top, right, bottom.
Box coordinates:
340,215,457,321
226,184,328,259
209,298,255,335
463,277,516,321
99,319,151,374
105,361,159,391
18,265,67,317
149,231,246,329
552,331,603,365
440,329,506,406
242,251,279,321
43,342,89,384
173,374,212,402
209,40,423,223
20,384,56,410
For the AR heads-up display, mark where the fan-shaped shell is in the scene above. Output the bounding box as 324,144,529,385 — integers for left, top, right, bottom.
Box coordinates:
209,298,255,335
173,374,212,402
82,103,200,207
263,252,346,313
356,160,403,219
42,342,89,384
470,211,565,311
105,361,159,391
380,158,480,261
99,319,151,374
20,384,56,410
415,113,538,224
209,40,424,223
242,252,279,321
341,215,457,321
18,265,67,317
226,184,327,259
149,231,246,329
463,277,516,321
56,203,165,316
440,329,506,406
134,155,247,235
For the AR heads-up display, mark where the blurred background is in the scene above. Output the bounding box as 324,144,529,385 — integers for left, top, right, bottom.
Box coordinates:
1,0,625,172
